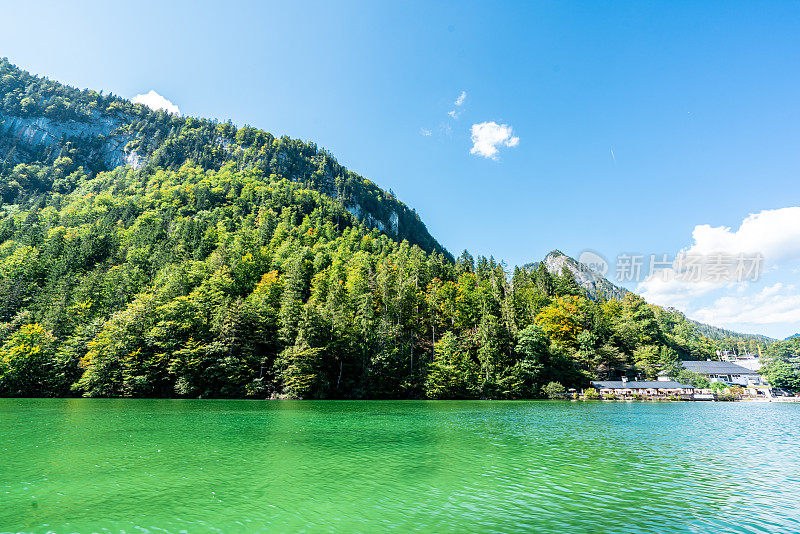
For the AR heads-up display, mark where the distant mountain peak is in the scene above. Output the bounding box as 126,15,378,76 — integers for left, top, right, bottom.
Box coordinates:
524,250,629,301
523,251,775,342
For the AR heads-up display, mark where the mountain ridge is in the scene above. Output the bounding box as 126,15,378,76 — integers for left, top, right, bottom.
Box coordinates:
523,250,629,301
525,249,774,342
0,58,450,260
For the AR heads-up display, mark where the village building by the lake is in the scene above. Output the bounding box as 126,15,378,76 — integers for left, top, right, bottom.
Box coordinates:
590,378,695,399
679,360,766,387
584,358,791,400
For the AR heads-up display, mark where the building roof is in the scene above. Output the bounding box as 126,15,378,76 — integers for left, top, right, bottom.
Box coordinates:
681,360,759,375
590,380,695,390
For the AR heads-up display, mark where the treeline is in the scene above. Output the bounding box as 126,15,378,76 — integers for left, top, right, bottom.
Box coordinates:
762,338,800,392
0,57,122,122
688,319,773,347
0,162,727,399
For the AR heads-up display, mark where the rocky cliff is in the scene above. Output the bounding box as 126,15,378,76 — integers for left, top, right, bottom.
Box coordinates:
525,250,629,301
0,110,134,169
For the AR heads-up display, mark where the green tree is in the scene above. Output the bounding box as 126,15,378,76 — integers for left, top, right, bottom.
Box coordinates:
280,341,325,399
543,381,566,399
425,332,478,399
0,324,58,396
513,324,548,387
763,360,800,392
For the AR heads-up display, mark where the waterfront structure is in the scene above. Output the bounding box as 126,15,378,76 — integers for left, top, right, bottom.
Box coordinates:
589,379,695,398
679,360,766,386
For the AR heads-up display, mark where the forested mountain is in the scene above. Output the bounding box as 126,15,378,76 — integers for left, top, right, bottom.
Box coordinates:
0,60,776,398
0,58,447,259
687,320,774,344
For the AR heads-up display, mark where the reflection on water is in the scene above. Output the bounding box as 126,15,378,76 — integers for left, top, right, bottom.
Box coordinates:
1,399,799,533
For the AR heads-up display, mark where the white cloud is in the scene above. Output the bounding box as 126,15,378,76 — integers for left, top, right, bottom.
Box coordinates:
684,207,800,264
420,128,432,136
693,283,800,326
633,206,800,336
470,121,519,159
637,271,725,310
454,91,466,106
448,110,460,119
638,207,800,304
132,90,181,115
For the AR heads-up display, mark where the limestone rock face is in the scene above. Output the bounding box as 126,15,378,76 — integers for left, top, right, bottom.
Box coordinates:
124,150,145,170
527,250,629,301
2,98,426,253
0,110,133,168
346,203,401,237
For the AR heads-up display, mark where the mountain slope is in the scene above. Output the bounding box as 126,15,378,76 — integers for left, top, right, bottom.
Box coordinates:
0,58,449,259
686,319,774,343
523,250,628,301
524,250,773,343
0,61,771,399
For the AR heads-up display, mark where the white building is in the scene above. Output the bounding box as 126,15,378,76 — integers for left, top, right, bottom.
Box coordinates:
590,379,695,398
734,358,762,372
680,360,766,387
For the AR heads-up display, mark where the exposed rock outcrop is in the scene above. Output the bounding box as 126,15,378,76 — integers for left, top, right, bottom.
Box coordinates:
0,110,133,168
526,250,629,301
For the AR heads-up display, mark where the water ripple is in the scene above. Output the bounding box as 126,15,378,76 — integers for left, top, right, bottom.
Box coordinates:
0,399,799,533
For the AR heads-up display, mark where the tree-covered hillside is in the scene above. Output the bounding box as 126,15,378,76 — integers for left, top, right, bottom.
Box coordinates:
686,320,773,345
0,60,767,398
525,250,773,346
0,58,447,259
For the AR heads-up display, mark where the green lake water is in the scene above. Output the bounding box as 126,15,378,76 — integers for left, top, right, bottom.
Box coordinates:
2,399,799,533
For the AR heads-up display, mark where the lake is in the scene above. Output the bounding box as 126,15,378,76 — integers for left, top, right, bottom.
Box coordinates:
2,399,799,533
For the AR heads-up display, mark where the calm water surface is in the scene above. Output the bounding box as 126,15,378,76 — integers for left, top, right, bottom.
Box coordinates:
1,399,799,533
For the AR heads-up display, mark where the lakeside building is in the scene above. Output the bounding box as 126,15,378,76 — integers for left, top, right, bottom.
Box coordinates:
677,360,773,399
589,379,695,398
679,360,766,387
716,349,763,371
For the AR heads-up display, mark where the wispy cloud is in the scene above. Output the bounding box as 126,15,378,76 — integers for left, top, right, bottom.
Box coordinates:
423,90,468,136
132,90,180,115
447,91,467,120
470,121,519,160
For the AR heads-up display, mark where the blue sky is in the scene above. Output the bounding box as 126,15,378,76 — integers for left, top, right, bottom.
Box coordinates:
2,1,800,338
